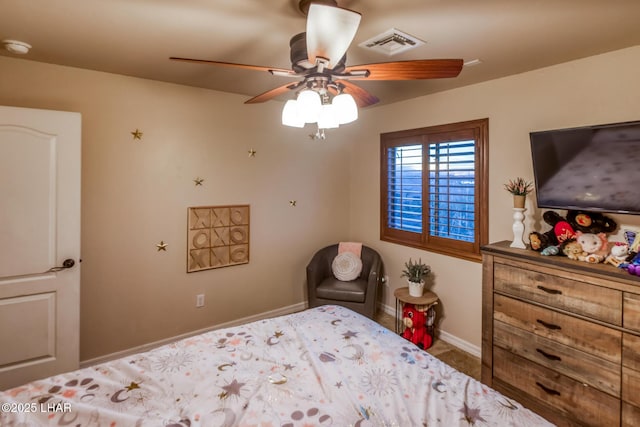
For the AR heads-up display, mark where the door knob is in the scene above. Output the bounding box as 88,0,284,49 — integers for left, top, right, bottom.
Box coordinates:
46,259,75,273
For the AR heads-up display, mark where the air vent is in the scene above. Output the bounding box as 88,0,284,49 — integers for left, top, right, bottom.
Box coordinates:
358,28,425,56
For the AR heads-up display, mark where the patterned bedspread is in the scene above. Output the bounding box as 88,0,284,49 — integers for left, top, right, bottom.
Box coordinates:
0,305,553,426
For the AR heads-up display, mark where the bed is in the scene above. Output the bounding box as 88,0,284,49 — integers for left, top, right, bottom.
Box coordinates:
0,305,553,426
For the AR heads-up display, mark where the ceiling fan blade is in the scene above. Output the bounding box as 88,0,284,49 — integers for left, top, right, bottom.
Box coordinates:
335,80,379,107
170,57,294,76
244,81,302,104
306,4,361,69
345,59,464,80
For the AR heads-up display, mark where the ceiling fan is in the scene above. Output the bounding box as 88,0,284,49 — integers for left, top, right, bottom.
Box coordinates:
170,0,463,126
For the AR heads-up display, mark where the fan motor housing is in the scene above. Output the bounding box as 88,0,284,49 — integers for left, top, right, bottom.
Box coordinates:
290,32,346,73
298,0,338,16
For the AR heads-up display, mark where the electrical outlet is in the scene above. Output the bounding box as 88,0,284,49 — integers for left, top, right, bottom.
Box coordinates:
196,294,205,308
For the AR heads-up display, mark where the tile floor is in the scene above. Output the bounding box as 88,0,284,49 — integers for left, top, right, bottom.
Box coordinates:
375,310,481,381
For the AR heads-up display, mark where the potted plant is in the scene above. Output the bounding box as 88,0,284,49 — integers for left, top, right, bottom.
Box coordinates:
401,258,431,297
504,177,533,208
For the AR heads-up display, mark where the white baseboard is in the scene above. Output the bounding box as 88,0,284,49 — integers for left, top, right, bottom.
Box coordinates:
437,330,481,358
379,301,395,317
80,301,307,368
378,301,481,358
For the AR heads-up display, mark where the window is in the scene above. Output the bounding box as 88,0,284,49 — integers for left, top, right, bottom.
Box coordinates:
380,119,488,261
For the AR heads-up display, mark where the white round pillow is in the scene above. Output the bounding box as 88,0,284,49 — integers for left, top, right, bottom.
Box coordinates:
332,252,363,281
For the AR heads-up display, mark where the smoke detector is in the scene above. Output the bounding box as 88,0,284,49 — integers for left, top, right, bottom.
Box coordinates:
3,40,32,55
358,28,424,56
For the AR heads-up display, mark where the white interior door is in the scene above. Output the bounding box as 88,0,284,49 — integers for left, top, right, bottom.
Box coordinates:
0,105,81,390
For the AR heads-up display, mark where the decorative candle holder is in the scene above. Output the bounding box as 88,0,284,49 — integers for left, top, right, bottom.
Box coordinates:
510,208,527,249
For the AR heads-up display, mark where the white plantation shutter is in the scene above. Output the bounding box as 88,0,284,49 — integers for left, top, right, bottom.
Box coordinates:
386,144,422,233
428,141,475,242
381,119,488,261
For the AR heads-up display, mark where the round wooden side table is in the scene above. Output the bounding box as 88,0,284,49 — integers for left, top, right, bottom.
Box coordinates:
393,287,439,346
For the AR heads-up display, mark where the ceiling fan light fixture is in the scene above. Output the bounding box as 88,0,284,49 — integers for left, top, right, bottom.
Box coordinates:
317,103,339,129
332,93,358,124
306,3,361,69
282,100,305,128
172,0,464,133
281,89,357,130
297,89,322,123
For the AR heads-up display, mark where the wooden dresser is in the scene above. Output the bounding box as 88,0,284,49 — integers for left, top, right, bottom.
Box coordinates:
482,241,640,427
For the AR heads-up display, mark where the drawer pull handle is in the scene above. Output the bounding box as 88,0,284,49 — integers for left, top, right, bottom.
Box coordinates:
536,319,562,330
536,381,561,396
537,285,562,295
536,348,562,361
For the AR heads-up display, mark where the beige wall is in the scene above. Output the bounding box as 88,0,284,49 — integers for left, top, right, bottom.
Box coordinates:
0,56,351,360
345,45,640,350
2,45,639,360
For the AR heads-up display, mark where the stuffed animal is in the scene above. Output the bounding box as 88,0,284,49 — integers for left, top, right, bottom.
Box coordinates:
617,231,640,275
528,232,547,251
575,231,609,263
401,304,432,350
529,211,574,252
546,211,577,244
605,242,629,267
562,240,584,260
541,245,560,256
622,252,640,276
626,230,640,254
566,210,617,234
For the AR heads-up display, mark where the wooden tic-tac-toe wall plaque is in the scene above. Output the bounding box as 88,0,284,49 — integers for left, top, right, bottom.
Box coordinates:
187,205,250,272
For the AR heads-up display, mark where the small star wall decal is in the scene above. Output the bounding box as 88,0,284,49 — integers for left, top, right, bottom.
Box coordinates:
248,149,256,157
156,241,168,251
131,129,143,140
193,177,204,186
289,200,297,207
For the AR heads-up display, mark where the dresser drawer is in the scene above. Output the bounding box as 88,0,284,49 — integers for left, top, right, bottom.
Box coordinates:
494,294,622,364
623,365,640,407
623,402,640,427
494,320,620,396
494,262,622,324
494,347,620,427
624,293,640,332
623,332,640,371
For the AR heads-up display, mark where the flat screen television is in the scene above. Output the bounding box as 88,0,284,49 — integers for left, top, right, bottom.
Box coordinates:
530,120,640,215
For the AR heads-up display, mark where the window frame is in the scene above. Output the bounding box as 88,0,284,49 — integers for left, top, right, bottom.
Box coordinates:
380,119,489,262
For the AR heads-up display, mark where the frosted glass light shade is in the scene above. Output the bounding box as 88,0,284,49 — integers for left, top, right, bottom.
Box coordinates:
317,104,339,129
306,4,361,69
297,90,322,123
332,93,358,124
282,99,304,128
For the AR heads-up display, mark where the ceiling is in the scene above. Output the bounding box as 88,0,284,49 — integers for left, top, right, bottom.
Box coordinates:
2,0,639,108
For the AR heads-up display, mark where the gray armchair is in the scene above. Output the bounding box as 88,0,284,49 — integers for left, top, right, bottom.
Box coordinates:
306,244,382,319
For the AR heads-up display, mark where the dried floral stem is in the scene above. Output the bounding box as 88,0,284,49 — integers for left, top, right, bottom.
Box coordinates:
504,177,533,196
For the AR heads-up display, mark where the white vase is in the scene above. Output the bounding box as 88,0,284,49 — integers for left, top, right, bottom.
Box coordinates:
408,280,425,297
510,207,527,249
